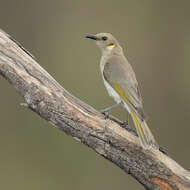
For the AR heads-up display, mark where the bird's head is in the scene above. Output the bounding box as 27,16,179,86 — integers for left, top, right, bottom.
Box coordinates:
86,33,121,53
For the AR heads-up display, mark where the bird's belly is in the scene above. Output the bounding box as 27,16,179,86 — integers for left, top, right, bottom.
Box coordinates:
103,78,121,104
103,77,131,113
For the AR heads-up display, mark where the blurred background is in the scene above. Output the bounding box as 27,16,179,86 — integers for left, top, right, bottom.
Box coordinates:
0,0,190,189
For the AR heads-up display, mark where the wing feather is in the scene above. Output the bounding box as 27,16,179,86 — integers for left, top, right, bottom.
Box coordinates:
103,55,146,120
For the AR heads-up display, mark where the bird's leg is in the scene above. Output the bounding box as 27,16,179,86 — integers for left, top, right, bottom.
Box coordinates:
123,112,130,126
100,103,120,119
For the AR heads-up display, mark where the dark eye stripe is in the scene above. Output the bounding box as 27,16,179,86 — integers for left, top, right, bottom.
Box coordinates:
102,36,108,41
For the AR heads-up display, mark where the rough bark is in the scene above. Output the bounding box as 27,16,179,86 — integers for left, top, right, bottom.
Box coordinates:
0,29,189,190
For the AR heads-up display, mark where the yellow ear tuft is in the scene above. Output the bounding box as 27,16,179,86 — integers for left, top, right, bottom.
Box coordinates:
108,44,115,49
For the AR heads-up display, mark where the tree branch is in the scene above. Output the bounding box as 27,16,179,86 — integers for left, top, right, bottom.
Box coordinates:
0,29,189,190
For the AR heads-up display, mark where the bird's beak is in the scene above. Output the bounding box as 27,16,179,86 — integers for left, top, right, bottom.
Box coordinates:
85,35,98,40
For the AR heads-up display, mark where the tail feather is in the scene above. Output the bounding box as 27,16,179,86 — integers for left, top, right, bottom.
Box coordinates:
130,110,158,149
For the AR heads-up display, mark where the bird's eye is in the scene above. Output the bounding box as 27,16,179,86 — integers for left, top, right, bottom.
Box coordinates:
102,36,108,41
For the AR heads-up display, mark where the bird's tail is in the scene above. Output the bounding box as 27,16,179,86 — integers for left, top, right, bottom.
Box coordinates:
130,110,158,149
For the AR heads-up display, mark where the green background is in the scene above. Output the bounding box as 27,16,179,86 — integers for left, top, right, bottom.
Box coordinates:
0,0,190,189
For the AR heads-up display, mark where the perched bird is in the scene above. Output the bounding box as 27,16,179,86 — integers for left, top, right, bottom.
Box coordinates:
86,33,158,149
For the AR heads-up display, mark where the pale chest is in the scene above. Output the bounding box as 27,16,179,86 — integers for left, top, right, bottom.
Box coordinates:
100,57,121,104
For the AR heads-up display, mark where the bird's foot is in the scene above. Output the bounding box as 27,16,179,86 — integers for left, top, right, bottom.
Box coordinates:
159,146,168,155
122,119,129,126
100,109,110,119
120,119,131,130
100,103,120,119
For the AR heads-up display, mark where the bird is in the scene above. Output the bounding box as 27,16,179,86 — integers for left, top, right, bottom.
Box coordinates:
86,33,158,149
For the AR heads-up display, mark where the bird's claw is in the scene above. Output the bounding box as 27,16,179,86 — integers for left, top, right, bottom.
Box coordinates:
122,119,129,126
159,146,168,155
100,109,110,119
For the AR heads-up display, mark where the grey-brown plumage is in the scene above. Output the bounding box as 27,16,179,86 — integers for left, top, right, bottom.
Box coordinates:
103,55,146,121
86,33,158,149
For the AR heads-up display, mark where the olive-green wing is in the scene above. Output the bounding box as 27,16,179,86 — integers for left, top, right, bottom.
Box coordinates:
103,55,146,120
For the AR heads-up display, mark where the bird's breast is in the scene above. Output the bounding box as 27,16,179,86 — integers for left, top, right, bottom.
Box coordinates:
102,75,121,104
